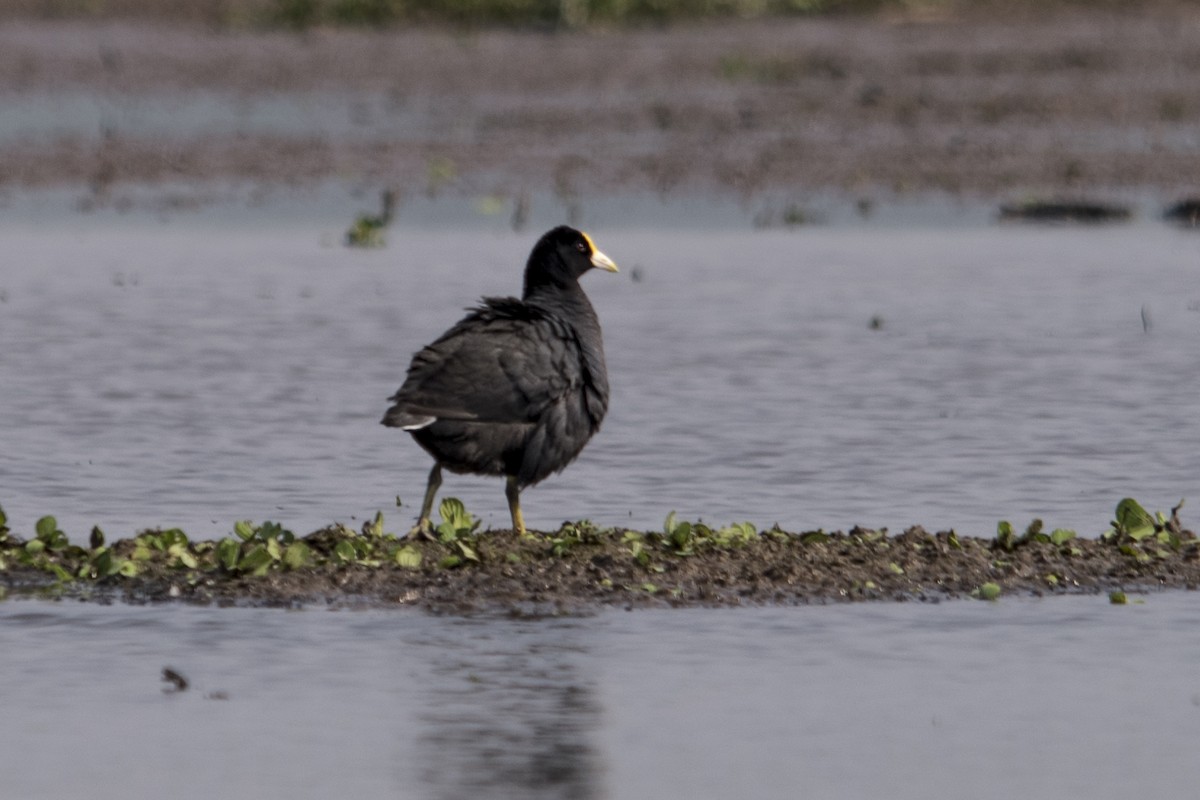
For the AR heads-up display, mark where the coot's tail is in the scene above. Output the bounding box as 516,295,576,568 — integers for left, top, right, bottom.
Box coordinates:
381,402,435,431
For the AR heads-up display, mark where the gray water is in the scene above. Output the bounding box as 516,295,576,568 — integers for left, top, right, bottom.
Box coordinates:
3,594,1200,799
1,202,1197,539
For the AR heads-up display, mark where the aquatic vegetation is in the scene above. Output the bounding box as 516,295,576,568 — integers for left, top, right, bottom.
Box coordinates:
0,511,136,581
548,520,605,558
1099,497,1192,564
661,511,758,556
344,189,395,248
223,520,311,575
425,157,457,197
1101,497,1184,543
993,519,1079,554
975,582,1002,601
1,497,1198,609
434,499,481,568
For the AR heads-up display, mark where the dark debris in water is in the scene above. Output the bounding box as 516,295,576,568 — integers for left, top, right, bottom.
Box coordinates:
998,199,1132,224
161,667,189,693
2,501,1198,613
1163,198,1200,228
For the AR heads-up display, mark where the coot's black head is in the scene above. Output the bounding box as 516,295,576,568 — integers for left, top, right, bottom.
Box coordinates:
523,226,618,297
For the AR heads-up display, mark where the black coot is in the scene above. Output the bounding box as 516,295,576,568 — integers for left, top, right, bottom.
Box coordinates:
382,226,618,535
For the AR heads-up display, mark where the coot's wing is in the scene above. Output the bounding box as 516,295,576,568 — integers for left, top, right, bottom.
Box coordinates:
386,300,580,426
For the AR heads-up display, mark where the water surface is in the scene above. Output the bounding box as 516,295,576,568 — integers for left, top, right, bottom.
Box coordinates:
3,595,1199,799
2,209,1198,539
2,202,1199,540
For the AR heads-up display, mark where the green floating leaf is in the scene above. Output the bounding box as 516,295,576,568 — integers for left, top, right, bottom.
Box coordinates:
439,498,468,527
395,546,422,569
436,498,478,540
799,530,829,545
168,545,198,570
669,521,693,551
1050,528,1076,546
239,545,274,576
334,540,357,564
977,582,1002,601
259,521,292,544
159,529,189,549
995,520,1016,551
1109,590,1128,605
1115,498,1155,540
283,542,311,570
731,521,757,539
0,503,7,529
47,562,73,583
216,538,241,571
90,548,117,578
454,540,479,563
233,520,256,542
35,515,58,541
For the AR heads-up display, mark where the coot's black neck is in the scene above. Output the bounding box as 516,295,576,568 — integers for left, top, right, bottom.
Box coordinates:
525,278,598,322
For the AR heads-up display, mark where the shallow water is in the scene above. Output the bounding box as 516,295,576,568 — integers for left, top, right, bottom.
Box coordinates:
3,594,1200,799
1,200,1198,539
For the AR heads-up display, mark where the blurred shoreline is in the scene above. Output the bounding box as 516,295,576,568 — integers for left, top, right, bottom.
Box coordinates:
2,6,1200,214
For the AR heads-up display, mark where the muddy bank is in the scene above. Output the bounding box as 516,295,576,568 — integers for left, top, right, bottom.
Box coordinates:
3,514,1198,612
3,7,1200,205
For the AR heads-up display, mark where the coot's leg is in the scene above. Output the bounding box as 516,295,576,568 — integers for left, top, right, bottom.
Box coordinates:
505,474,526,535
407,463,442,539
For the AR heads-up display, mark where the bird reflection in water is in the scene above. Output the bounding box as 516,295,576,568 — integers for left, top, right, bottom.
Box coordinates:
414,619,602,800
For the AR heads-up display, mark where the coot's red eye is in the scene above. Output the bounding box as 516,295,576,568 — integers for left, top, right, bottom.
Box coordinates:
576,241,587,252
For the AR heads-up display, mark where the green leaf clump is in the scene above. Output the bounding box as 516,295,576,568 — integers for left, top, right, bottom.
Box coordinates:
660,511,759,556
435,499,481,567
976,582,1002,601
993,518,1079,555
1101,498,1193,560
